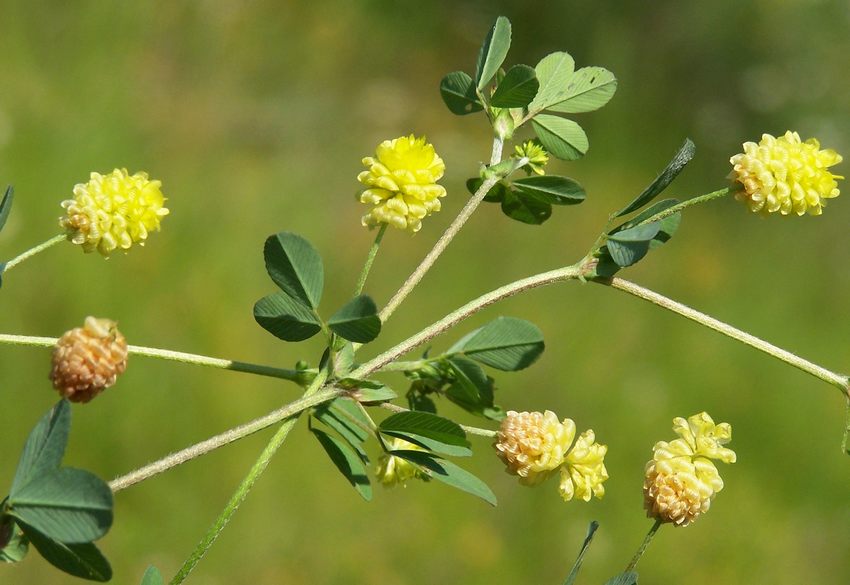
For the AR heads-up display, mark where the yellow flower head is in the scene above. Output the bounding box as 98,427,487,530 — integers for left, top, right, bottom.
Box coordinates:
729,131,843,216
559,429,609,502
643,412,736,526
515,139,549,175
495,410,575,485
60,168,169,256
375,437,426,488
357,135,446,233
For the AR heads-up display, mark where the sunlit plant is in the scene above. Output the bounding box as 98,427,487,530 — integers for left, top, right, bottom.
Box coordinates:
1,16,847,585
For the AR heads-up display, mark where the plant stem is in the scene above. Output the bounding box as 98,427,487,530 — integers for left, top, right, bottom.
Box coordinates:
3,234,66,271
0,333,308,385
355,263,584,378
632,188,731,227
354,224,387,296
109,386,342,492
379,402,496,438
843,396,850,454
626,519,662,572
600,277,850,395
378,137,504,323
169,370,328,585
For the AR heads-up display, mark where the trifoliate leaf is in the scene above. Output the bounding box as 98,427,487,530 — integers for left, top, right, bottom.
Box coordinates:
440,71,484,115
532,114,589,161
263,232,324,309
547,67,617,113
11,400,70,496
529,52,576,113
253,292,322,342
328,295,381,343
490,65,539,108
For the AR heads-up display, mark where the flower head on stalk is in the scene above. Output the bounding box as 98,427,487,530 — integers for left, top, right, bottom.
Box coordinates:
376,437,427,487
729,131,843,216
643,412,736,526
60,169,169,256
357,135,446,233
514,140,549,175
494,410,608,501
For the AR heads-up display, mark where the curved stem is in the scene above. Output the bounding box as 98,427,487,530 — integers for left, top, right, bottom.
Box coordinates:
169,370,328,585
109,386,342,492
632,188,731,227
625,519,662,572
354,224,387,296
0,334,308,385
600,277,850,395
3,234,66,271
378,137,504,323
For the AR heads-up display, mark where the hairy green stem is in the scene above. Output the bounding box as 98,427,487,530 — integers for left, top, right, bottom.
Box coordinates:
354,224,387,296
169,370,329,585
378,137,504,323
626,519,662,572
110,386,342,492
0,334,307,385
3,234,66,271
843,397,850,454
600,277,850,395
632,188,731,227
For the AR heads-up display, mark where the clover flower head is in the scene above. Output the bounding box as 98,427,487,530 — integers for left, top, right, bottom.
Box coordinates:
376,437,426,488
495,410,575,485
50,316,128,403
357,135,446,233
643,412,735,526
559,429,609,502
60,169,169,257
515,140,549,175
729,131,843,216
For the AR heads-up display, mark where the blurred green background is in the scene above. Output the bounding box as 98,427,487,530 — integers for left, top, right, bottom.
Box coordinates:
2,1,849,583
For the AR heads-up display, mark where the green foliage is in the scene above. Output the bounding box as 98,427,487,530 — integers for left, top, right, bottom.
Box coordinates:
468,175,586,226
379,411,471,457
439,71,483,115
490,65,539,108
605,572,639,585
546,66,617,114
253,292,323,341
449,316,544,371
512,176,586,206
474,16,512,91
501,190,552,224
529,52,576,112
328,295,381,343
140,566,164,585
263,232,324,309
0,186,13,235
389,450,497,506
563,521,599,585
615,139,695,217
0,519,28,562
11,400,70,495
22,527,111,582
313,399,370,460
311,427,372,501
532,114,589,161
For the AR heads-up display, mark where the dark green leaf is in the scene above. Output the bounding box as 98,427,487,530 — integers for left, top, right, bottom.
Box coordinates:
19,523,111,581
453,317,544,371
606,239,651,268
391,451,496,506
467,177,508,202
490,65,538,108
408,393,437,414
547,66,617,113
9,468,113,543
440,71,484,115
604,571,638,585
615,138,695,217
253,292,322,342
141,566,164,585
563,521,599,585
0,186,13,234
334,342,356,376
591,252,622,279
532,115,588,161
445,357,487,404
314,399,369,460
512,176,585,206
501,190,552,224
474,16,512,91
328,295,381,343
11,400,70,496
616,198,683,250
608,222,661,243
380,411,471,457
263,232,324,309
529,52,576,112
0,520,28,563
312,427,372,501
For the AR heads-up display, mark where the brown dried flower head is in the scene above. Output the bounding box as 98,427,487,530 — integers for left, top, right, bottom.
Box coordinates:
50,316,128,403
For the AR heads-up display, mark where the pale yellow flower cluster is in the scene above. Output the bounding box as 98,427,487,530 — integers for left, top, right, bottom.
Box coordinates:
375,437,426,488
515,140,549,175
357,135,447,233
643,412,736,526
495,410,608,502
60,169,169,256
729,131,843,216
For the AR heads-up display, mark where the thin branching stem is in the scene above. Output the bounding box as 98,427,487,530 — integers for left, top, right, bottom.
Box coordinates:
354,223,387,296
625,519,663,572
3,233,66,271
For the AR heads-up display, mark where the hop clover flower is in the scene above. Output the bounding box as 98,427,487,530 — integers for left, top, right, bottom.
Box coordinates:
729,131,843,216
643,412,736,526
50,316,128,403
494,410,608,501
515,140,549,175
357,135,446,233
60,168,169,256
375,437,426,487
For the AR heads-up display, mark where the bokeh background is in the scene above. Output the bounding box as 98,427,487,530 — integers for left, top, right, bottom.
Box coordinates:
2,1,850,584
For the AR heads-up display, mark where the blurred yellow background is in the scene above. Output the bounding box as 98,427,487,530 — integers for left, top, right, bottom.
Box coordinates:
2,1,849,584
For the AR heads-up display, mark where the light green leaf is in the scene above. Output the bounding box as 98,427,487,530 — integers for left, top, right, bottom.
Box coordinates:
391,451,497,506
253,292,322,342
141,566,164,585
311,428,372,501
453,317,544,371
19,523,111,581
512,175,586,206
604,571,639,585
563,521,599,585
615,138,695,217
501,190,552,224
475,16,512,90
440,71,484,115
0,185,14,234
529,52,576,112
9,468,113,544
490,65,538,108
263,232,324,309
532,114,588,161
547,66,617,113
11,400,70,496
328,295,381,343
380,411,471,457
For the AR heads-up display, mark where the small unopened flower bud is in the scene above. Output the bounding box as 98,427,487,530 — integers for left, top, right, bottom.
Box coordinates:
50,317,128,403
376,438,426,487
